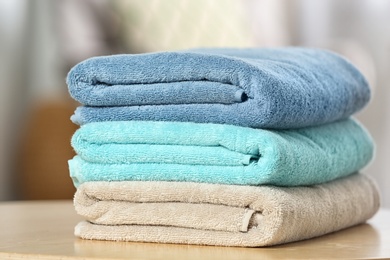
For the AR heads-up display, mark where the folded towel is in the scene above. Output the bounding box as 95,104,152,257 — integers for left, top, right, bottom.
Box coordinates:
69,118,373,187
67,47,370,128
74,173,380,247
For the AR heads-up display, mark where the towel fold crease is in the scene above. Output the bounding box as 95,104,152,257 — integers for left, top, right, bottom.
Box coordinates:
69,118,373,187
67,48,370,128
74,173,380,247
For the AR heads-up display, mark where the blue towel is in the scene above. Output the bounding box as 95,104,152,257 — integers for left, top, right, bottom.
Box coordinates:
67,48,370,128
69,118,374,187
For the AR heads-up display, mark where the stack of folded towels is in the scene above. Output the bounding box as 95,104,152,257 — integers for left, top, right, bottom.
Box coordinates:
66,47,380,247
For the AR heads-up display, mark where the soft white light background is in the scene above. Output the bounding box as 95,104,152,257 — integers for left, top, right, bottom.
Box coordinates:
0,0,389,206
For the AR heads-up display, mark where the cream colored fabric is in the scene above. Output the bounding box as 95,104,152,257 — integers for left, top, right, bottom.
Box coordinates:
74,173,380,247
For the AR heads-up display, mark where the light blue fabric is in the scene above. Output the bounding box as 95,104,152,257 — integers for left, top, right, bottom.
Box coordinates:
69,118,374,187
67,47,370,129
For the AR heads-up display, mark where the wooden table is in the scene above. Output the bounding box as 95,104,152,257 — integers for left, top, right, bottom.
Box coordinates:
0,201,389,259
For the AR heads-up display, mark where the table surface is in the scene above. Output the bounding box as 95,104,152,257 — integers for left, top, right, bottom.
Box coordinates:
0,201,389,260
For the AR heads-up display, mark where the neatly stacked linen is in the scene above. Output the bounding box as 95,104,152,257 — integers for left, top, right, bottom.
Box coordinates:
67,48,380,247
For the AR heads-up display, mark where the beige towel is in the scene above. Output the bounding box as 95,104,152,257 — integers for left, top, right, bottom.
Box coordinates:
74,173,380,247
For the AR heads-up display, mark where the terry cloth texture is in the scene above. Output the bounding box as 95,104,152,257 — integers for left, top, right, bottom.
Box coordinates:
74,173,380,247
69,118,373,187
67,47,370,128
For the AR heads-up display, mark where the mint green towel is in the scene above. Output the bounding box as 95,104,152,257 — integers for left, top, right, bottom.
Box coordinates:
69,119,373,187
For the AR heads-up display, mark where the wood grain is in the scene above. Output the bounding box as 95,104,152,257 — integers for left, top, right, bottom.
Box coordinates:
0,201,389,259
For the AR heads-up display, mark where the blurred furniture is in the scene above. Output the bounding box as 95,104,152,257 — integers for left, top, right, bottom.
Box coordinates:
0,201,389,259
17,99,78,199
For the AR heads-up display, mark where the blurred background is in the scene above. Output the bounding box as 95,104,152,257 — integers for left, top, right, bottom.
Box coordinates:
0,0,389,207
